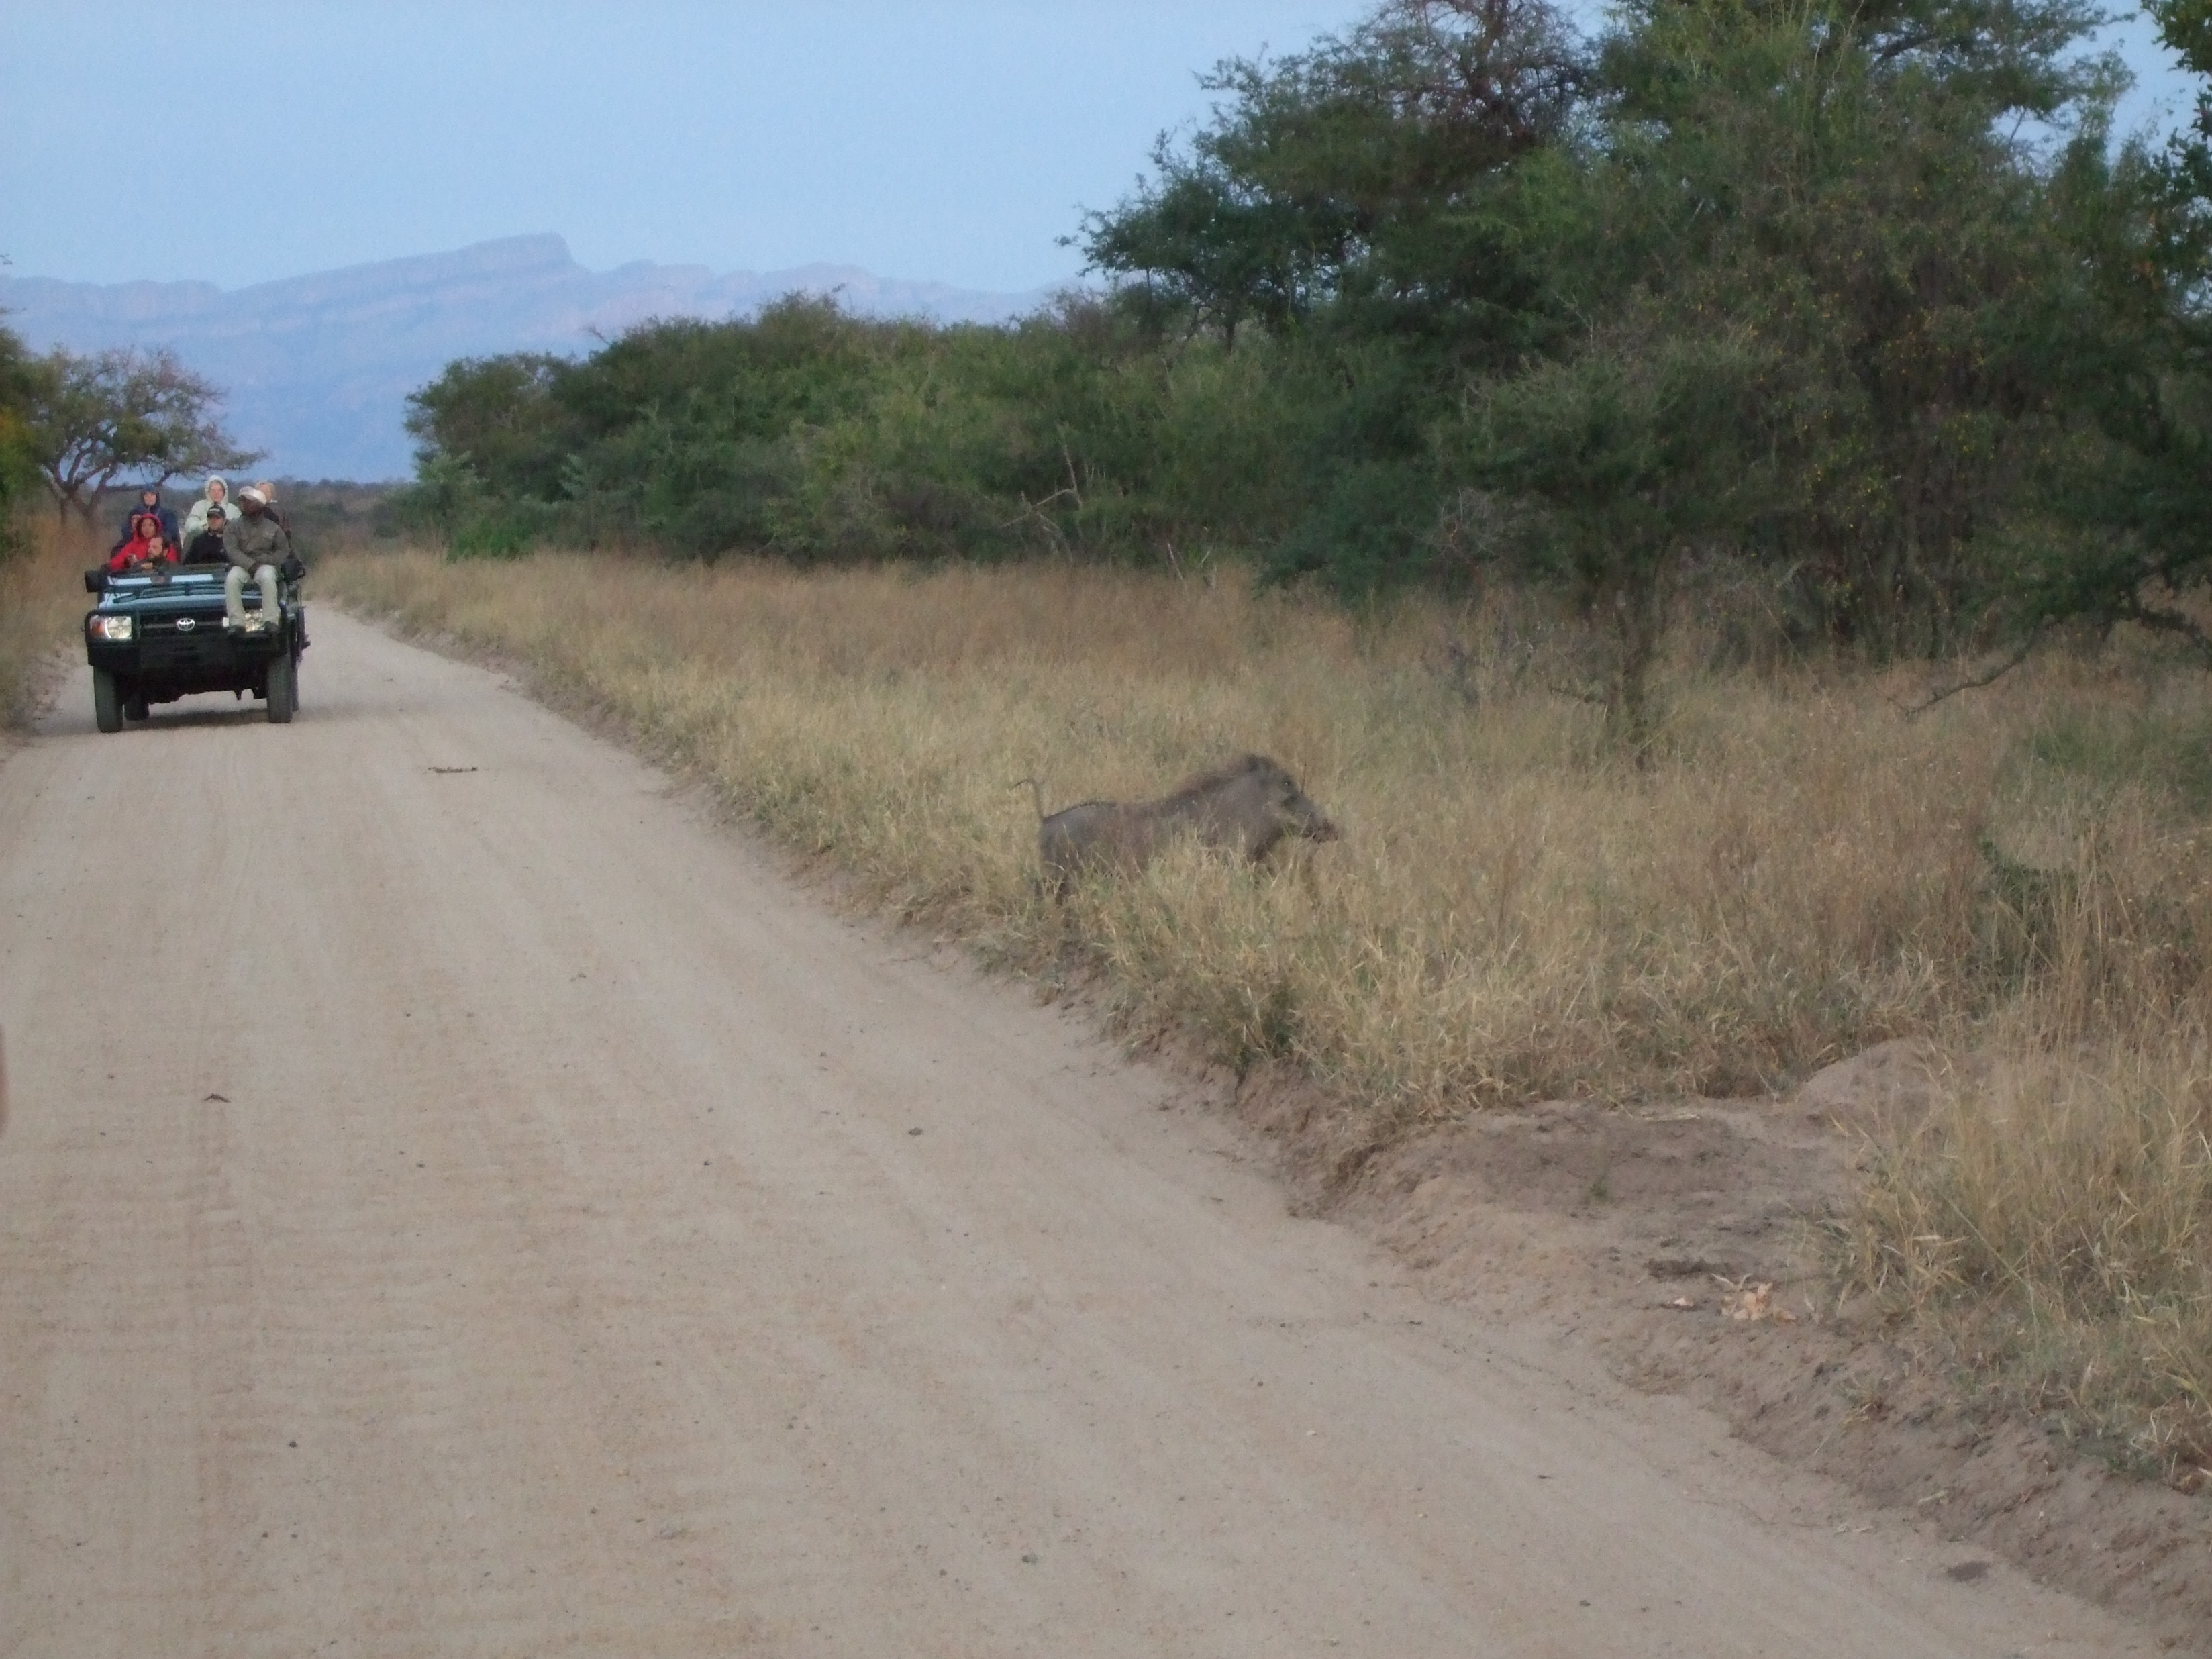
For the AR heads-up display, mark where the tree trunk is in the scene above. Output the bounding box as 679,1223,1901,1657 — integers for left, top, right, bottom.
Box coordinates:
1603,564,1667,765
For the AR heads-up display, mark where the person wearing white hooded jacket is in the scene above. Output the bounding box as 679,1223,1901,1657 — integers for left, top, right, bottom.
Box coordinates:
181,475,240,556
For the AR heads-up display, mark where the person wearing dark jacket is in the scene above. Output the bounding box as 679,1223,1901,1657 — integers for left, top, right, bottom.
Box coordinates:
113,487,180,554
223,487,291,630
183,512,228,563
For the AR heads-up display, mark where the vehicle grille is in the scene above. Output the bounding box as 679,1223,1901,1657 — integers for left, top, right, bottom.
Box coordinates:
139,611,241,670
140,611,230,635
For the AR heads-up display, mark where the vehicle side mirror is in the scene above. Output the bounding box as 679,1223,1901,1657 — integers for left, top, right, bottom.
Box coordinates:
83,569,105,594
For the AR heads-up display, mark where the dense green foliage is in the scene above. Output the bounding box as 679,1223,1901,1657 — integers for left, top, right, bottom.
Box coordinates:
399,295,1315,565
400,0,2212,701
0,324,40,557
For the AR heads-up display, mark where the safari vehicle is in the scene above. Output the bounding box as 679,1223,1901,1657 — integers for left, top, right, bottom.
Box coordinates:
81,554,308,732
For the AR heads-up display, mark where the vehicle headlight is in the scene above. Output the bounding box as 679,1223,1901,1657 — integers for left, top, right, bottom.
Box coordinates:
89,615,134,642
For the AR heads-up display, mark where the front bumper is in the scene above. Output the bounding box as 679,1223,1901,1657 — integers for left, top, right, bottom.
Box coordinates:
87,603,304,694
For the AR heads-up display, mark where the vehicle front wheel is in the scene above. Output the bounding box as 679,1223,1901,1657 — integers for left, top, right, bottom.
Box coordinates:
267,652,295,724
92,668,122,734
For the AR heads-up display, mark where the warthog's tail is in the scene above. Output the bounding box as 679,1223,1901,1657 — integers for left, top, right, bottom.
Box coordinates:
1012,776,1050,823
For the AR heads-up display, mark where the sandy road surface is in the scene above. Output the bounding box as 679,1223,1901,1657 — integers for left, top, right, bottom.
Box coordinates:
0,612,2152,1658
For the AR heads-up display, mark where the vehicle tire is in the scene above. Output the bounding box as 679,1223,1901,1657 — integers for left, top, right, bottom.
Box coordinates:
92,668,122,734
124,689,150,722
267,652,295,724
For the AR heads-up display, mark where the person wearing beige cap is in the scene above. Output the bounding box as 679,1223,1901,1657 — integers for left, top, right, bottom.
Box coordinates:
223,487,291,632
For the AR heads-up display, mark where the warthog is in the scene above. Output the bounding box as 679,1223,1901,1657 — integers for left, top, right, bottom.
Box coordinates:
1029,754,1339,895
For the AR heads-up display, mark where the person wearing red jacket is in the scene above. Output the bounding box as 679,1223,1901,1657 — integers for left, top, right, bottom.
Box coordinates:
113,487,179,553
105,518,177,574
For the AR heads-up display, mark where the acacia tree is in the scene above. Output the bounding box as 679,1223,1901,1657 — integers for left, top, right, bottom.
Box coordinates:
22,346,257,519
1076,0,1587,351
1454,319,1785,748
1989,0,2212,654
2149,0,2212,149
1072,0,1594,586
1419,0,2129,670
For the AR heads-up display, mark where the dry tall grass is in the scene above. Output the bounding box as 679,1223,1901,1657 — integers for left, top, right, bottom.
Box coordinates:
323,548,2212,1473
0,516,95,729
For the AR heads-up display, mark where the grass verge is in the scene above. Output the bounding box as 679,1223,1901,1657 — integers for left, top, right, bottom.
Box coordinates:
0,517,93,730
322,547,2212,1478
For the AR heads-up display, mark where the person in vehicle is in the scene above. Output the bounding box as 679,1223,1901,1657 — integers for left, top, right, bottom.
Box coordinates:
251,479,289,532
223,486,290,631
181,476,238,548
105,520,177,574
109,508,162,557
183,511,227,563
114,487,179,553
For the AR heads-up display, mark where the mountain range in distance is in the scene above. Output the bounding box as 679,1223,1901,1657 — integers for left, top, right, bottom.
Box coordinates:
1,234,1061,483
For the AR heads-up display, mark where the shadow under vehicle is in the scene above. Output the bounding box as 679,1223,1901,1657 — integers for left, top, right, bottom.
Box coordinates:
81,552,309,732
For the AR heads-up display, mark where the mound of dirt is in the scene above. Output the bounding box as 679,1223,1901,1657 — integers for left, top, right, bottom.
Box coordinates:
1794,1038,1946,1134
1221,1046,2212,1654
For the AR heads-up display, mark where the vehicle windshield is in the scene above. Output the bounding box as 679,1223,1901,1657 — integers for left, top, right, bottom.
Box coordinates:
105,571,220,589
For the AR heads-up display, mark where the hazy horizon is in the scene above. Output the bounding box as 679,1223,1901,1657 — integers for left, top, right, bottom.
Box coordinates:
5,232,1059,306
0,232,1058,481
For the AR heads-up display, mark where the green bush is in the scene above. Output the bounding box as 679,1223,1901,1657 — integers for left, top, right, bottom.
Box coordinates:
448,499,560,561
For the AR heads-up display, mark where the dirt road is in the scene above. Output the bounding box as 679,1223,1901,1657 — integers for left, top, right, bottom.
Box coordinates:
0,613,2152,1657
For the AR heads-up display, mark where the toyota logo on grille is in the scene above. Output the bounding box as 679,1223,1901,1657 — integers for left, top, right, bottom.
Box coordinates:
175,617,196,632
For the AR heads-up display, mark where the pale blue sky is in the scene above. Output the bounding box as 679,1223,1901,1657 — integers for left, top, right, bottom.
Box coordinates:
1,1,2198,295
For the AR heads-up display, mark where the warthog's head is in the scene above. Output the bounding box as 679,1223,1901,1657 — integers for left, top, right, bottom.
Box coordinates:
1261,762,1338,846
1187,754,1339,860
